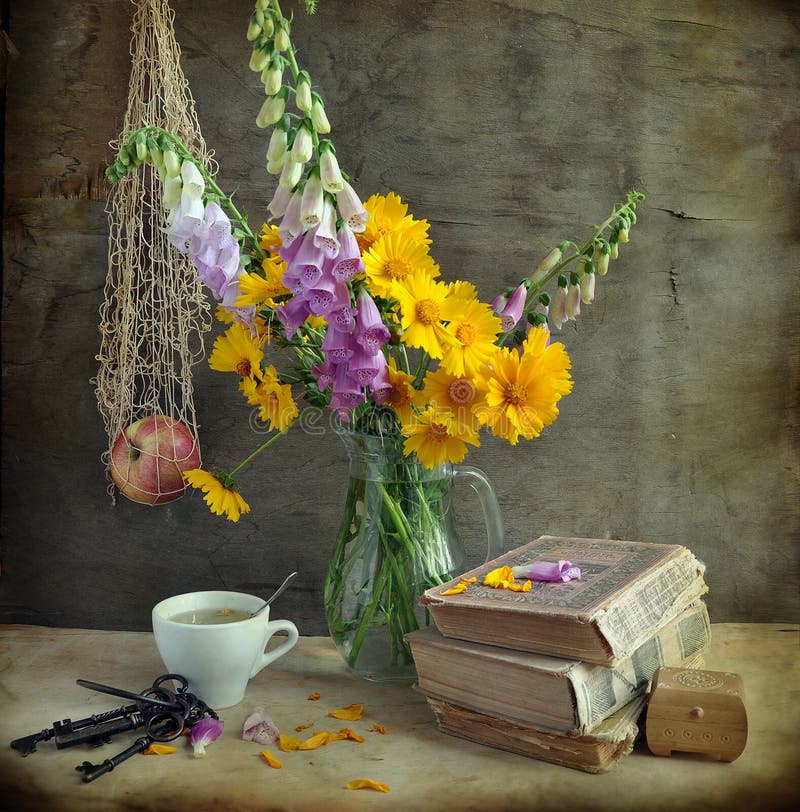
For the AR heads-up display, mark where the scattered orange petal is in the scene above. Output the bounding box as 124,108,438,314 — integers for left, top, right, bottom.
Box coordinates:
370,723,387,734
442,583,467,596
260,751,282,768
298,730,335,750
483,565,516,588
334,727,365,743
278,732,302,752
346,778,391,793
308,692,321,701
328,703,363,721
142,744,177,756
295,722,314,732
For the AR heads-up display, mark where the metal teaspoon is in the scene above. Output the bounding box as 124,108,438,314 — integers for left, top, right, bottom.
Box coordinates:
250,571,298,618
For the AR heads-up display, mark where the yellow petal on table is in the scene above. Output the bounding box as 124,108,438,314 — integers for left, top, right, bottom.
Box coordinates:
295,722,314,732
333,727,365,743
346,779,391,793
278,732,302,752
307,692,321,701
142,744,177,755
298,730,335,750
459,576,477,585
328,703,364,721
370,723,387,734
508,579,532,592
260,751,283,768
483,565,516,589
441,582,467,596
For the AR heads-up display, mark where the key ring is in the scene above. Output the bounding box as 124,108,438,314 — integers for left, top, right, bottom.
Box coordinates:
144,710,185,742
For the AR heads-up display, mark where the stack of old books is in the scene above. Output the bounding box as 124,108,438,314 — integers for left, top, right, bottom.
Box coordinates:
407,535,709,773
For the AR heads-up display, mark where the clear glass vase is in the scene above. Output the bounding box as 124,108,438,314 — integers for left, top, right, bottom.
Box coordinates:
324,430,504,683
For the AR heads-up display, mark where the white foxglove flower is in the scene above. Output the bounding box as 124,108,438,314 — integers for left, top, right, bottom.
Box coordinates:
580,270,596,304
309,95,331,134
267,183,293,221
162,174,182,210
335,181,369,233
300,173,324,231
319,145,344,193
278,156,304,190
566,283,582,318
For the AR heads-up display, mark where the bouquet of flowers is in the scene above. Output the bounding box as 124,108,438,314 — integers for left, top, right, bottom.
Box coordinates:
106,0,642,679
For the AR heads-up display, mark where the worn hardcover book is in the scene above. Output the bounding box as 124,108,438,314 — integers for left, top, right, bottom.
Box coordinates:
407,601,710,735
419,535,708,666
425,694,648,774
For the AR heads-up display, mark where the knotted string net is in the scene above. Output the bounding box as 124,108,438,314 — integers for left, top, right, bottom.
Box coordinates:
95,0,214,504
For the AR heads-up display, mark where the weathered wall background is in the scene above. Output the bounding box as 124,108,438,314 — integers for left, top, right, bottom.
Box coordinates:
2,0,798,633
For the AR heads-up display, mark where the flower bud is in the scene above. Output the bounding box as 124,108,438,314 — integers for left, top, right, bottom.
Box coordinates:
274,23,290,52
162,174,182,210
536,246,562,275
135,135,148,163
291,121,314,164
309,93,331,134
319,143,344,193
246,19,262,41
266,154,287,175
162,149,181,178
597,246,610,275
249,47,270,73
295,71,312,112
551,284,568,330
147,138,163,168
256,90,287,128
266,125,288,163
566,283,581,319
580,269,596,304
278,155,304,189
609,238,619,260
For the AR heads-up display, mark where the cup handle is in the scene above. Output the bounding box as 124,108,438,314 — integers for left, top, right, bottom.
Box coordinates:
453,465,505,562
251,619,299,677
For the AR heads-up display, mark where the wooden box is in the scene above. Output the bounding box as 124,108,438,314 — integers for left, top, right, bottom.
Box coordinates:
645,667,747,762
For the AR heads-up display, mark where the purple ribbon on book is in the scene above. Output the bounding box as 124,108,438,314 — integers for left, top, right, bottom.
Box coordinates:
512,560,581,583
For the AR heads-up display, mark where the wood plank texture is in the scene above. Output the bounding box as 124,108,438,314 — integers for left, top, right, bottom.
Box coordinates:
1,0,798,633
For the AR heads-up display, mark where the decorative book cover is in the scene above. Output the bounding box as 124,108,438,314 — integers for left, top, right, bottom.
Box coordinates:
419,535,708,666
425,694,648,774
408,601,710,735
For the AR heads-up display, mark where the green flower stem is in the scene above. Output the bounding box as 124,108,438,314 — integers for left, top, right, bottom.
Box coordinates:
229,430,287,476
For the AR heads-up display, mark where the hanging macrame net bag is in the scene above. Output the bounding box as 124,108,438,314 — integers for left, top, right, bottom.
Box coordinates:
95,0,213,505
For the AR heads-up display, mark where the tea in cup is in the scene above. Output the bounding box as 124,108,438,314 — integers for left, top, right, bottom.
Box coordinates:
152,590,299,709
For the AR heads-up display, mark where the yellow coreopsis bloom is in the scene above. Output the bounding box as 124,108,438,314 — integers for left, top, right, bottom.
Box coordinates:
402,407,480,468
358,192,431,253
475,326,573,445
209,321,264,379
252,376,299,433
235,264,290,308
183,469,251,522
383,357,417,426
363,232,439,297
416,367,486,430
258,223,283,253
392,270,459,359
440,295,502,378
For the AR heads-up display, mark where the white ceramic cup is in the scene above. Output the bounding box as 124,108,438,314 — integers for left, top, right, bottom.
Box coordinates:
152,590,299,710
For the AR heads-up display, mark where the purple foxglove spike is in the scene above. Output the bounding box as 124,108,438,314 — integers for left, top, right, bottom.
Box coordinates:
328,304,357,333
368,353,390,400
267,183,293,221
321,326,356,363
300,173,324,232
332,223,365,282
311,358,336,391
278,190,304,246
511,560,581,582
499,284,527,331
335,181,369,233
276,294,312,339
313,199,340,259
346,344,383,385
332,362,366,408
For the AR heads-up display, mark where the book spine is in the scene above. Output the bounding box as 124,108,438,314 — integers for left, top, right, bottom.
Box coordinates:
572,601,711,734
593,551,708,663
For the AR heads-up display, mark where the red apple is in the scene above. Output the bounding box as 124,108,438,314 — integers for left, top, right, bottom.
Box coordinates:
109,414,201,505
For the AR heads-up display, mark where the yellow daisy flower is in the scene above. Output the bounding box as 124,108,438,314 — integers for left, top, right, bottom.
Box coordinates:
391,270,459,359
358,192,431,253
253,377,299,433
209,322,264,378
402,407,480,469
383,358,417,426
363,232,439,298
259,223,283,254
235,264,290,309
440,296,502,378
416,367,486,430
475,326,573,445
183,469,251,523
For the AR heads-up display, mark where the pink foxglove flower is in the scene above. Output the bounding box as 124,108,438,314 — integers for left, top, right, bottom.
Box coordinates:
313,199,340,258
190,718,224,758
347,344,383,385
495,283,527,332
331,223,365,282
355,289,391,355
580,270,595,304
277,190,304,246
551,284,569,330
242,709,280,745
319,144,345,193
335,181,369,233
300,173,324,231
267,183,293,220
512,560,581,582
566,283,581,319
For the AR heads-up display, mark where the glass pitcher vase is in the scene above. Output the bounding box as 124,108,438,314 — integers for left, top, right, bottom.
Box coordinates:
324,430,504,683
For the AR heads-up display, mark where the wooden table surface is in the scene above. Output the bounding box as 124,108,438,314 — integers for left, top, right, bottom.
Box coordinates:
0,624,797,811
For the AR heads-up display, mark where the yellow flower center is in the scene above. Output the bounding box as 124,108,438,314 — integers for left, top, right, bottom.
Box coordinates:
236,359,253,377
505,382,528,406
427,422,449,440
389,384,411,407
415,298,441,325
455,322,477,346
385,257,412,280
448,378,475,405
